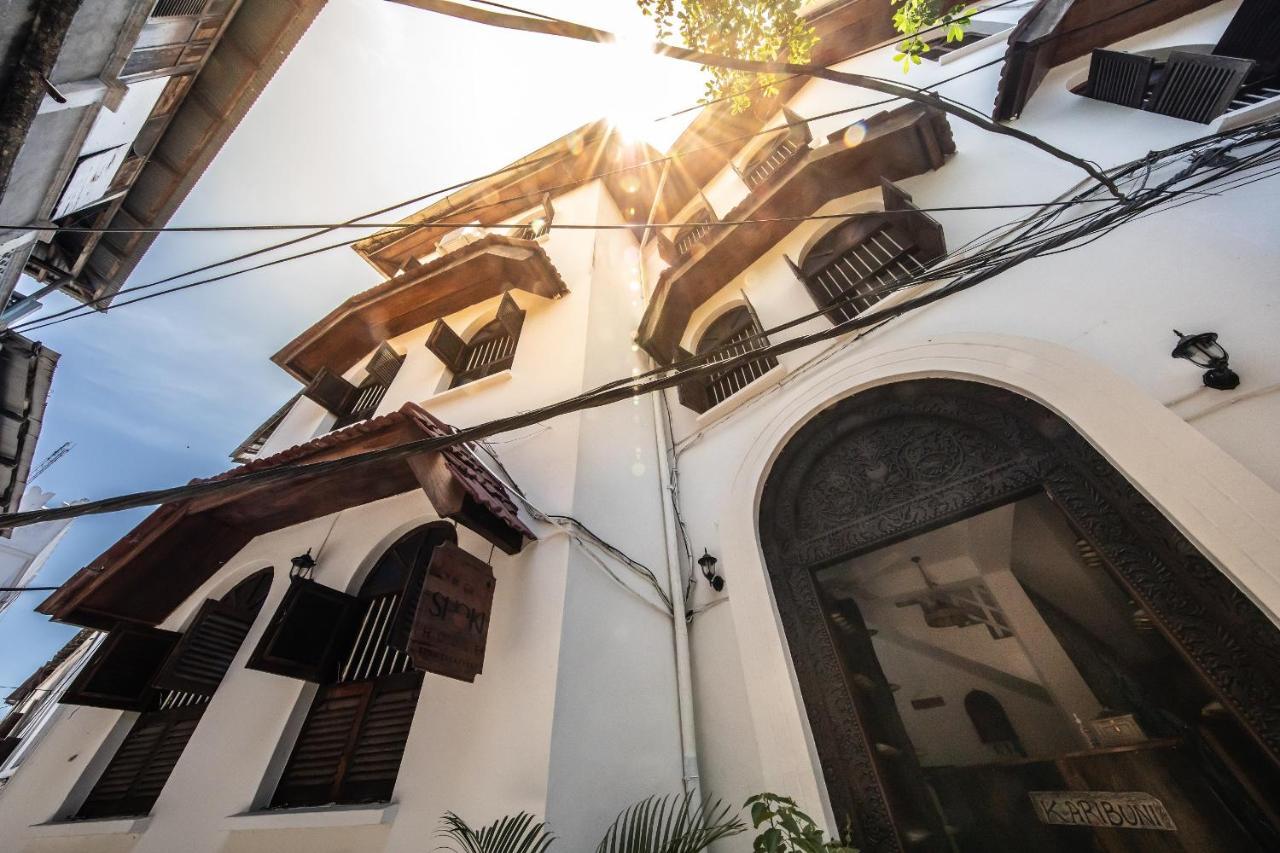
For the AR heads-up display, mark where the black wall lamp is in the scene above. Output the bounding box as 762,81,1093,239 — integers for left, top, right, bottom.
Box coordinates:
289,549,317,580
1172,330,1240,390
698,549,724,592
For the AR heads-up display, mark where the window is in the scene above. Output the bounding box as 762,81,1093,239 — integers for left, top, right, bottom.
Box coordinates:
920,21,1010,62
425,293,524,389
676,304,778,414
149,0,209,17
258,524,455,808
299,343,404,432
69,569,272,818
797,181,944,326
739,109,810,191
510,194,555,241
230,393,300,463
1080,0,1280,123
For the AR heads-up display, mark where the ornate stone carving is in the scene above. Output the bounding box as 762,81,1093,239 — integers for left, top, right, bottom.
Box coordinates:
759,379,1280,853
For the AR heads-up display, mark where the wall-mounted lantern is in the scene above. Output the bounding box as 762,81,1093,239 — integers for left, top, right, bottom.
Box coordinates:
1171,330,1240,390
698,549,724,592
289,549,317,580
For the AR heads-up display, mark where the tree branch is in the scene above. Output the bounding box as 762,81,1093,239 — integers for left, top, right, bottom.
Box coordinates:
387,0,1124,198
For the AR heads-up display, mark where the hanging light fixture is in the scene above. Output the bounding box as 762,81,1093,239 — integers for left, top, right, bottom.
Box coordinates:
289,549,317,580
1171,330,1240,390
698,549,724,591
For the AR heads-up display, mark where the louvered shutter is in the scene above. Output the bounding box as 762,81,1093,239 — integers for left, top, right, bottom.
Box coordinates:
150,599,254,696
0,736,18,764
77,705,204,818
1086,49,1155,108
495,292,525,340
1148,52,1254,123
338,671,423,803
388,524,457,654
674,346,712,415
270,681,372,808
365,343,404,387
246,578,359,682
302,368,358,415
1214,0,1280,71
426,320,466,371
880,180,944,263
62,626,180,711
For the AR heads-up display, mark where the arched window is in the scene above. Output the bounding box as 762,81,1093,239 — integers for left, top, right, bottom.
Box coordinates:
676,304,778,414
673,209,714,260
71,569,273,818
426,293,525,389
269,523,455,808
964,690,1025,757
331,343,405,431
797,181,944,326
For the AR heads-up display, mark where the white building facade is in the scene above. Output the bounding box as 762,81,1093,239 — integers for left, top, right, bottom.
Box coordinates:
0,1,1278,851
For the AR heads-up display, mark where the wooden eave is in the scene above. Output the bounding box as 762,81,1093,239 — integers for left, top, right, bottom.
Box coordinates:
992,0,1220,121
39,403,534,629
637,104,956,364
353,122,696,276
273,234,568,384
55,0,327,306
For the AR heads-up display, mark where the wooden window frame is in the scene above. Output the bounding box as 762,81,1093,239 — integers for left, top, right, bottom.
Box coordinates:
739,108,810,191
426,293,525,389
676,302,778,415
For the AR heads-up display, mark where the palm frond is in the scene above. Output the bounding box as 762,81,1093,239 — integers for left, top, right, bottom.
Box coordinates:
438,811,555,853
595,793,746,853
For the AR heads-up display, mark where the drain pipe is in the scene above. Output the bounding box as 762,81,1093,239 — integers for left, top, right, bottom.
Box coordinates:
636,183,702,799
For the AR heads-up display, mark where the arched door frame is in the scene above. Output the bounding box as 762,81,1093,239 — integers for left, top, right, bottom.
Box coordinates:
713,334,1280,849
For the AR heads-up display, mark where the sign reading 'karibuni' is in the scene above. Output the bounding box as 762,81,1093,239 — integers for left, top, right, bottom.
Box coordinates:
407,542,495,682
1029,791,1176,831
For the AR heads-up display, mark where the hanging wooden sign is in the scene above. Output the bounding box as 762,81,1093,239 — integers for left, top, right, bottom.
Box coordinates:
407,542,495,683
1029,791,1176,831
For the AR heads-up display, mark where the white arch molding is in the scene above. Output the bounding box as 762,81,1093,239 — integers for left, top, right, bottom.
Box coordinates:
710,332,1280,830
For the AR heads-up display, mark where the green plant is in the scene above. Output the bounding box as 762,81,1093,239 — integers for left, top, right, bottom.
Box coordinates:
635,0,817,113
891,0,976,71
597,793,746,853
438,811,555,853
745,793,858,853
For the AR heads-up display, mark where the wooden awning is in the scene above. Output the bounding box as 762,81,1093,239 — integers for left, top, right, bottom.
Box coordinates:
637,103,955,364
273,235,568,384
992,0,1219,120
39,404,534,629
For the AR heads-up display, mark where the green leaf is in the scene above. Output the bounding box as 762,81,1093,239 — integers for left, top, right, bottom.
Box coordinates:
595,793,746,853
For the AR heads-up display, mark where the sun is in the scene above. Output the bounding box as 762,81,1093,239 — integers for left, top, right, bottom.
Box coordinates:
599,36,680,148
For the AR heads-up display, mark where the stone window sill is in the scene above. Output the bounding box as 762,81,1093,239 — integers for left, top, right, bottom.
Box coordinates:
426,368,513,406
222,801,398,831
694,362,789,428
27,815,151,837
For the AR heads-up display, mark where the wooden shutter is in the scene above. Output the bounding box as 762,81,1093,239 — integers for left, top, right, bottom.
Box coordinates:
77,705,204,818
1214,0,1280,70
150,599,254,696
271,680,372,808
302,368,358,415
1086,49,1155,108
388,524,458,654
880,180,944,263
674,346,712,415
338,671,423,803
495,292,526,340
1148,52,1254,123
426,320,466,371
365,343,404,387
62,626,180,711
0,736,18,764
246,578,359,683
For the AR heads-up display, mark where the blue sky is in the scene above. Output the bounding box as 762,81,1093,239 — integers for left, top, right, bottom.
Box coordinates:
0,0,705,692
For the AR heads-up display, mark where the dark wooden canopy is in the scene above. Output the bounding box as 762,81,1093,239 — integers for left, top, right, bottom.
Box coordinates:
273,234,567,384
39,404,533,629
992,0,1220,120
637,104,955,364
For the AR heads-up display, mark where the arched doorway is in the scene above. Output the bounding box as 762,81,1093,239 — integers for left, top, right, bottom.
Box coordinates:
758,379,1280,852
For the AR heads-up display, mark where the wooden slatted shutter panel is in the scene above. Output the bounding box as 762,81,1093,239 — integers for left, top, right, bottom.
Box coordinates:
302,368,358,415
388,523,457,654
247,578,359,682
365,343,405,387
1214,0,1280,72
880,180,944,263
1086,49,1155,108
150,599,254,696
338,671,423,803
61,626,180,711
674,346,712,415
77,705,204,818
495,292,525,340
270,681,372,808
426,320,466,371
1148,52,1254,123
